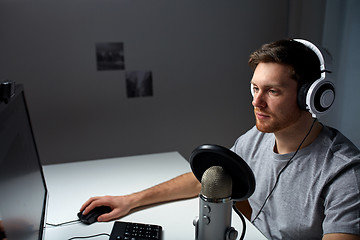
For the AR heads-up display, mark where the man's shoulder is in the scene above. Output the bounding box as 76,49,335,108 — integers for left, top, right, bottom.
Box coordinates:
231,125,273,155
321,125,360,159
235,125,268,143
316,126,360,180
242,125,268,137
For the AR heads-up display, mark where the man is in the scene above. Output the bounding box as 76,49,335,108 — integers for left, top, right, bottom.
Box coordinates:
80,39,360,239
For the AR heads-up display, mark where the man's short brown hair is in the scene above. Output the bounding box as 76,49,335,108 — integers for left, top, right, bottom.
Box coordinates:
248,39,321,87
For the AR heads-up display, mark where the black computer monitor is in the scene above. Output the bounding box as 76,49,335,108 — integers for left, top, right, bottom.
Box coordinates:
0,83,48,240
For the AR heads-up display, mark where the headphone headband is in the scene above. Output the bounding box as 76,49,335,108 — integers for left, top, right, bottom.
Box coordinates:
292,39,335,118
293,39,334,74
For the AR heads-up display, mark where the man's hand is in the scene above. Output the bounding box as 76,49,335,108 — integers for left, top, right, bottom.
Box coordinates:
80,195,135,222
79,172,200,223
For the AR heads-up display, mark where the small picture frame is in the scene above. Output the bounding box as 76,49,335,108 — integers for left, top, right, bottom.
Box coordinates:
95,42,125,71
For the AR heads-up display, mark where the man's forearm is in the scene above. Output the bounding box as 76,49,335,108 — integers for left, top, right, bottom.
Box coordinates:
126,172,201,210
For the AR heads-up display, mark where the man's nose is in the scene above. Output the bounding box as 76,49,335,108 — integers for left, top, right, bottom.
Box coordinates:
252,91,266,108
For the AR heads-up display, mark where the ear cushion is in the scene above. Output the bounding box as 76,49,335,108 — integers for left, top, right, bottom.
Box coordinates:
297,82,312,110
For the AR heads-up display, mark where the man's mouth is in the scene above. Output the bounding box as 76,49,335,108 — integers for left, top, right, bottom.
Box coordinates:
255,111,270,120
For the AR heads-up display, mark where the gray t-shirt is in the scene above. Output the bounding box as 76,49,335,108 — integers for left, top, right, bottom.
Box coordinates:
231,125,360,240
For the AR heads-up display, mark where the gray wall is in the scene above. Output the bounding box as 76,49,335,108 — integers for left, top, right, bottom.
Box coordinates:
321,0,360,148
3,0,356,165
286,0,360,149
0,0,288,164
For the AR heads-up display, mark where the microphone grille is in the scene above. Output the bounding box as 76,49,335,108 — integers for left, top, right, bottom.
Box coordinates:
200,166,232,199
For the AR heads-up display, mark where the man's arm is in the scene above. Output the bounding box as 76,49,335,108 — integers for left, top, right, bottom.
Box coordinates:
323,233,360,240
80,172,201,222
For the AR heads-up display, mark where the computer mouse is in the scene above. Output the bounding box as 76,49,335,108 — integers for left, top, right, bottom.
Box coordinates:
77,206,112,225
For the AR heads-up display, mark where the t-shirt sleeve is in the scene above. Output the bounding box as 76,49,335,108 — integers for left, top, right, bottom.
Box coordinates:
322,163,360,235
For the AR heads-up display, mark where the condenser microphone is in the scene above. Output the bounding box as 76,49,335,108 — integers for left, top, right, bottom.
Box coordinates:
190,144,256,240
193,166,238,240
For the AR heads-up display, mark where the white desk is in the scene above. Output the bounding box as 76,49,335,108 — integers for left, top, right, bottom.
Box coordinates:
43,152,267,240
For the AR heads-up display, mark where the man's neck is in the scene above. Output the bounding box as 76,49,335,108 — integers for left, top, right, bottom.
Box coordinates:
273,117,323,154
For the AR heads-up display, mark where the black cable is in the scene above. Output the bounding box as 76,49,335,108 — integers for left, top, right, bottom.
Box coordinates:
46,219,80,227
46,220,110,240
232,202,246,240
251,118,317,224
68,233,110,240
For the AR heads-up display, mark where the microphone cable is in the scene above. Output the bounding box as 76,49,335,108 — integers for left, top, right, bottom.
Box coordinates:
251,118,317,224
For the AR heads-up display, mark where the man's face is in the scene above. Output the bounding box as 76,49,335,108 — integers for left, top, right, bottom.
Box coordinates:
251,62,303,133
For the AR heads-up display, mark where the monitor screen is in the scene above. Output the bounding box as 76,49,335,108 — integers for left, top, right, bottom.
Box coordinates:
0,83,48,240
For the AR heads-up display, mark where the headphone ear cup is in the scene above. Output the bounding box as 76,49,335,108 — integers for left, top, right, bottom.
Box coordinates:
297,82,312,110
306,79,335,118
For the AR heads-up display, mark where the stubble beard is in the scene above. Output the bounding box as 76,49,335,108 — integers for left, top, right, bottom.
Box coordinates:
254,109,302,133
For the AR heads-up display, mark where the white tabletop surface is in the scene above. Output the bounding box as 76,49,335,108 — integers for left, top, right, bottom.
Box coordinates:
42,152,267,240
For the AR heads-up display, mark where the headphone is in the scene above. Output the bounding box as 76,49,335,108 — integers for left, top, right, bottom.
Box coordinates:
250,39,335,118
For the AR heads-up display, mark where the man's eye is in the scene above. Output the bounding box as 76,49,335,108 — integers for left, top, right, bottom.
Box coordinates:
269,89,279,95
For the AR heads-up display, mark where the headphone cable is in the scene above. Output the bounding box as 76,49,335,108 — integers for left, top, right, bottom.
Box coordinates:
251,118,317,223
